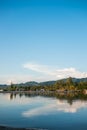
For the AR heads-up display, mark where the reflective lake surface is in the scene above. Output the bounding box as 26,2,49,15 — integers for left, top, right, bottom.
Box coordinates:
0,93,87,130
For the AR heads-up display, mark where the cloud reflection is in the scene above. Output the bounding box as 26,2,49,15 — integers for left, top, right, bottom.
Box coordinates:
22,99,87,117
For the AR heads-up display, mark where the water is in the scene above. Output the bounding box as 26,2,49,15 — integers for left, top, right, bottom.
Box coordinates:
0,93,87,130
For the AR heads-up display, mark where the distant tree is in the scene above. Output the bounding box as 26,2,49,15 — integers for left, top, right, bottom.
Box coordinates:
66,77,73,86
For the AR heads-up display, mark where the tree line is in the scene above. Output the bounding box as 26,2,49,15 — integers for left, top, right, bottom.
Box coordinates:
3,77,87,92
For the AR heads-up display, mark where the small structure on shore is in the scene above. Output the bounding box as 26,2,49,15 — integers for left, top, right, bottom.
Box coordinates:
83,89,87,94
0,89,3,92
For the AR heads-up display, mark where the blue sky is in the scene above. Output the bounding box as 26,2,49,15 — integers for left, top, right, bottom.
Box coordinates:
0,0,87,84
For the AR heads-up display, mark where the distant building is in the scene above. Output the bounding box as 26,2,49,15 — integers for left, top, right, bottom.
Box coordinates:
84,89,87,94
40,89,45,92
0,89,3,92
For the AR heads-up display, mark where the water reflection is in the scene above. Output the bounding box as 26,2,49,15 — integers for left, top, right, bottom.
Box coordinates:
8,92,87,104
10,93,14,100
1,93,87,116
1,93,87,129
22,99,87,118
9,93,32,100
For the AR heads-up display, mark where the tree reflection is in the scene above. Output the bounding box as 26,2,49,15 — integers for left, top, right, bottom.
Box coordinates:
10,93,17,100
10,93,13,100
9,92,87,105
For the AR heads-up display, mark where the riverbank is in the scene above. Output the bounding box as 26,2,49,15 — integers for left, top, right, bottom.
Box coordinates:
0,126,45,130
0,90,81,94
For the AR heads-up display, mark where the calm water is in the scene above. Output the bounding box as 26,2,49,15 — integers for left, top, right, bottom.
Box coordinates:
0,93,87,130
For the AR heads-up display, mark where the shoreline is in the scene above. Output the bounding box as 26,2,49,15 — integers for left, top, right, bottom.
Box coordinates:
0,90,81,93
0,126,45,130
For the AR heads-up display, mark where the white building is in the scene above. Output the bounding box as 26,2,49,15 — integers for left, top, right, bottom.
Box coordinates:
0,89,3,92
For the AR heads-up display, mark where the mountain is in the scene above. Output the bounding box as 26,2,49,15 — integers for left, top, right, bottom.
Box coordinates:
59,77,87,83
15,81,39,87
15,81,56,87
39,81,56,86
73,78,87,82
0,77,87,88
0,84,7,88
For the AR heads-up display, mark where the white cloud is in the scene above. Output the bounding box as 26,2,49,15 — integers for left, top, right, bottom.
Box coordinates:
23,62,87,80
23,63,53,75
0,63,87,84
55,68,87,79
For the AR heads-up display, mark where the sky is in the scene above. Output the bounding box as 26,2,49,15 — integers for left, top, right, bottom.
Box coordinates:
0,0,87,84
